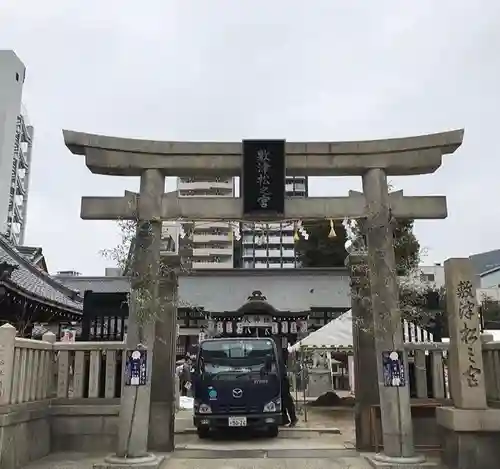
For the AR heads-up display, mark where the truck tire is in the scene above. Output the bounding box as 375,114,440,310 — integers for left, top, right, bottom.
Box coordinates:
197,427,210,439
267,425,279,438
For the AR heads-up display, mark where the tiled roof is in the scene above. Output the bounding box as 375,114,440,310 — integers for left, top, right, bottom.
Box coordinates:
16,245,42,261
0,235,83,314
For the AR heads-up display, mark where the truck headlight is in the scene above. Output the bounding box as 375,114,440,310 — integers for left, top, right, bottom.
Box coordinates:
197,403,212,414
263,398,281,413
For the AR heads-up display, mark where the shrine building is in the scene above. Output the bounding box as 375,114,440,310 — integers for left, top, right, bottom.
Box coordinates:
54,267,351,358
0,235,83,336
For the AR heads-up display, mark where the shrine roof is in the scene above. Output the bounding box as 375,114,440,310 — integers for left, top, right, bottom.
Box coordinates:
0,235,83,314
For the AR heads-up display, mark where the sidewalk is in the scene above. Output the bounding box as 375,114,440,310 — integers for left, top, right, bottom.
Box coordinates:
20,452,374,469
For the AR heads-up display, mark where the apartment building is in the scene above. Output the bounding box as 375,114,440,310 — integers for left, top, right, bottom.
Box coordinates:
176,176,235,268
240,176,308,268
0,50,34,245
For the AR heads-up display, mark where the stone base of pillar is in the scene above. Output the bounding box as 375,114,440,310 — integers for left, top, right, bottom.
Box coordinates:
365,453,437,468
93,453,166,469
436,407,500,469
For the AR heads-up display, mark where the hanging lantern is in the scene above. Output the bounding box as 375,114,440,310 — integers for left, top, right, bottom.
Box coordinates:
198,331,206,342
207,320,215,332
271,322,279,334
281,321,288,334
216,321,224,334
290,321,298,334
328,219,337,238
226,322,233,333
299,320,308,333
236,322,243,335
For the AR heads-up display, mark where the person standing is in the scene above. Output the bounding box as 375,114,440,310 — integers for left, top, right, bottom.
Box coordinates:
279,356,298,427
179,356,192,396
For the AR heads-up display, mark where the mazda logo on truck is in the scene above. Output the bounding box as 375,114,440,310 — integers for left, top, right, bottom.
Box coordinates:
232,388,243,398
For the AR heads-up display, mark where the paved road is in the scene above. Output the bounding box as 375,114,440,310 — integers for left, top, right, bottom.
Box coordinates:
21,433,369,469
164,456,372,469
21,451,373,469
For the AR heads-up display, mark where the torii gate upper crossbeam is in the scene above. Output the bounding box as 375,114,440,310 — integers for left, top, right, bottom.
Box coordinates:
63,129,464,177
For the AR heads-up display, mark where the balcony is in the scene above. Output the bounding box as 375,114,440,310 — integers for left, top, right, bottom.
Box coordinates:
253,250,268,258
286,183,306,193
195,221,231,229
13,203,23,221
18,149,28,168
16,174,25,195
192,247,233,257
193,233,230,243
192,260,233,269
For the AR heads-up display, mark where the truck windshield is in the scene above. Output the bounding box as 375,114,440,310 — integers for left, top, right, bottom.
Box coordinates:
199,339,278,377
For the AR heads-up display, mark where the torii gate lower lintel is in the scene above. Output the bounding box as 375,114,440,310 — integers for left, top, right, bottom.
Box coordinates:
79,190,448,221
64,128,464,467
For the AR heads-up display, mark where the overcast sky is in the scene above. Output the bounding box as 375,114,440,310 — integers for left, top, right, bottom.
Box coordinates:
1,0,499,275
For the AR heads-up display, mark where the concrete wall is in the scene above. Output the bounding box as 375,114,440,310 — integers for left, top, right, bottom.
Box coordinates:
54,268,351,312
0,400,121,469
51,401,120,453
0,401,51,469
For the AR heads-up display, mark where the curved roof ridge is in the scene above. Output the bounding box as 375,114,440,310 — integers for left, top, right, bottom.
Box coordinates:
0,235,83,305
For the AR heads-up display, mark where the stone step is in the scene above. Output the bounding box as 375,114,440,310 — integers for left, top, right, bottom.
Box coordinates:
172,448,357,459
175,426,341,436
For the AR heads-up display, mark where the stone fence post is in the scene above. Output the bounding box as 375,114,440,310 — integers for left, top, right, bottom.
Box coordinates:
42,331,57,398
0,323,16,405
436,258,500,469
444,258,486,409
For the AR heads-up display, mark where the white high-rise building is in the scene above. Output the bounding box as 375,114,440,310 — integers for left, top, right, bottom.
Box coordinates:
0,51,34,245
241,176,308,268
176,177,235,269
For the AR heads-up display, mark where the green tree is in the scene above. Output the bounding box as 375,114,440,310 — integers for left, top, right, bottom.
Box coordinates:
295,218,420,275
295,217,447,336
294,220,348,267
479,294,500,329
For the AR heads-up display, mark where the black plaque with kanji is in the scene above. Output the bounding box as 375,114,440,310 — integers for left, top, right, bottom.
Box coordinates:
242,140,286,217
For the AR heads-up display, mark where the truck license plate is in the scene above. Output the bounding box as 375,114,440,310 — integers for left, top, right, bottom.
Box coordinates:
228,416,247,427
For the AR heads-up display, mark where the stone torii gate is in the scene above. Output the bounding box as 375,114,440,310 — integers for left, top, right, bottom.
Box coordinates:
64,129,463,469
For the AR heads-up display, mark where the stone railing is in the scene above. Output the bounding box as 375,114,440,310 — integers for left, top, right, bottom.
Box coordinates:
9,336,55,404
54,341,126,400
482,341,500,404
404,342,451,400
0,324,56,405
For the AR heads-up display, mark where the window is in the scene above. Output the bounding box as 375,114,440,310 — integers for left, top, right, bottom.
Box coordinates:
420,273,435,282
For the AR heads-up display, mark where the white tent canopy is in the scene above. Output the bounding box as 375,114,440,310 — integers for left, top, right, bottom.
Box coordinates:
290,310,353,351
289,307,439,353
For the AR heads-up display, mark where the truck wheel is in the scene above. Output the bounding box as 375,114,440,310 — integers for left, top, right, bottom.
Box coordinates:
197,427,210,439
267,425,279,438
